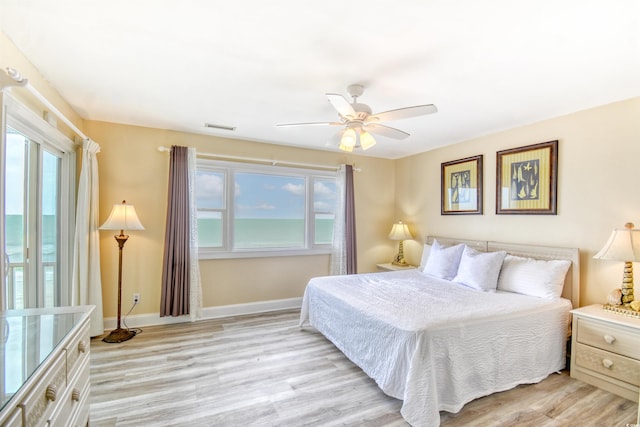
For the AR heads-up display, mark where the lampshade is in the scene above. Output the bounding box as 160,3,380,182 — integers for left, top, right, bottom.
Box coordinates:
100,200,145,231
593,223,640,261
338,142,354,152
360,131,376,150
388,221,413,241
339,128,357,151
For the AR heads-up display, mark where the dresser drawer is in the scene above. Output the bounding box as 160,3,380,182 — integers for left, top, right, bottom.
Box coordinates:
19,351,67,427
0,406,22,427
575,317,640,359
49,357,90,427
575,342,640,387
66,322,90,381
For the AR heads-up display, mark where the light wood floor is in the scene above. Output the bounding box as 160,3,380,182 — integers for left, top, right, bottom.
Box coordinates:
90,309,638,426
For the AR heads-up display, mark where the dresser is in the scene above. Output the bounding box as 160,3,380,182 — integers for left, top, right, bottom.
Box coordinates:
0,306,94,427
570,304,640,402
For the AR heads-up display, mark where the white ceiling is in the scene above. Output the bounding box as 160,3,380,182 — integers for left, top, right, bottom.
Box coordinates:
1,1,639,159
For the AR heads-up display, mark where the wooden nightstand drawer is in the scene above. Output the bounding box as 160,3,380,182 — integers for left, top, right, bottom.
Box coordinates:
576,317,640,359
574,342,640,387
570,304,640,401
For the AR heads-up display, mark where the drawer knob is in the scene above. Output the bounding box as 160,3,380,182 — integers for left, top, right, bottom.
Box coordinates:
603,334,616,344
602,358,614,369
78,340,87,353
72,388,81,402
45,384,57,401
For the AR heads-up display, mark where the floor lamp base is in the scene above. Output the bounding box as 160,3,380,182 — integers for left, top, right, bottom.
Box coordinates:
102,328,136,343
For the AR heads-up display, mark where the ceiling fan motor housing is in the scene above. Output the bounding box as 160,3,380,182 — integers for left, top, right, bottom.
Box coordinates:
347,83,364,98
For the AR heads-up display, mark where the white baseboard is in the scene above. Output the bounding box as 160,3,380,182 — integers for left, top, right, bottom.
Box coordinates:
102,297,303,331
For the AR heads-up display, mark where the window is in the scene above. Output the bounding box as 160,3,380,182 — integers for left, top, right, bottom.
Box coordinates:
1,94,75,309
196,160,337,258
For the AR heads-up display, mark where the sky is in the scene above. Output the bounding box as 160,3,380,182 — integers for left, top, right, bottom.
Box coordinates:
5,131,59,216
196,170,337,219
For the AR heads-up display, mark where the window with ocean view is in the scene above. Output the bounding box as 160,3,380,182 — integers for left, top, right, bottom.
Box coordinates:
196,160,337,257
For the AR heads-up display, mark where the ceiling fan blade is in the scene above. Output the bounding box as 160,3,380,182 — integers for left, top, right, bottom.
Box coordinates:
276,121,342,127
326,93,356,119
365,123,410,140
368,104,438,122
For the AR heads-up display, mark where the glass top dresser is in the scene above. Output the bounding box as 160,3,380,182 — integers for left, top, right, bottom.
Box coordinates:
0,306,93,426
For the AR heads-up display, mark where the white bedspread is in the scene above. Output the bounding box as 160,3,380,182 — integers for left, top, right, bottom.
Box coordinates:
299,270,571,427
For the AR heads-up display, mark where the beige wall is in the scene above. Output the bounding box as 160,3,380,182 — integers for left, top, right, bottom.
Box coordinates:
395,97,640,307
83,121,397,317
0,32,83,135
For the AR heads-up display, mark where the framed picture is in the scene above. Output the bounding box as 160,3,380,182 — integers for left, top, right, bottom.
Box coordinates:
441,155,483,215
496,140,558,215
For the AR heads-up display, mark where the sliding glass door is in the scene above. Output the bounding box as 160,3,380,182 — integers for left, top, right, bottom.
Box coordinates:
1,94,75,310
4,128,63,308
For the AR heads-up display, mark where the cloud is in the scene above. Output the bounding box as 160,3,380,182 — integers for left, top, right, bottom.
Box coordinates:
314,181,335,196
237,202,276,211
196,172,223,199
314,201,334,212
256,202,276,210
282,182,305,196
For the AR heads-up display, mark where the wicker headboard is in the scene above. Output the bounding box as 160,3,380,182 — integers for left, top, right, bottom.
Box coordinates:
425,236,580,308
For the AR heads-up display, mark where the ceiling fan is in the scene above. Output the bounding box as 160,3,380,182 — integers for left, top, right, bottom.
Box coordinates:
277,84,437,152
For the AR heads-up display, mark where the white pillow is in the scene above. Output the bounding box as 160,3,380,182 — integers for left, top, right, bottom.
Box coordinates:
453,246,507,292
418,244,432,271
497,255,571,299
422,239,465,280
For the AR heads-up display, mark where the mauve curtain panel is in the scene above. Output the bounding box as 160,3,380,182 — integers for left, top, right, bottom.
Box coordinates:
160,146,191,317
345,164,357,274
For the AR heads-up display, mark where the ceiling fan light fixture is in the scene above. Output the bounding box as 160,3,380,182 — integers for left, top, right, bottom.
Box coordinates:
338,143,354,152
360,131,376,150
281,84,437,154
340,128,357,148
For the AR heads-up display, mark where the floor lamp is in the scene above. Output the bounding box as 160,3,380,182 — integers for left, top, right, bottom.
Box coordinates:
100,200,145,343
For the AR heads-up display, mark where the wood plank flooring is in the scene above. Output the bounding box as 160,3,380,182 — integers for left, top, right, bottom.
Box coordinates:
90,309,638,426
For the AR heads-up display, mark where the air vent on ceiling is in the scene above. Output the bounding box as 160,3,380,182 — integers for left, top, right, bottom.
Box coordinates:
204,122,236,131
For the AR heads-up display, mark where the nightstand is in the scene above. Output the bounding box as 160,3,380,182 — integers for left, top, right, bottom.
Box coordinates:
570,304,640,401
376,263,416,272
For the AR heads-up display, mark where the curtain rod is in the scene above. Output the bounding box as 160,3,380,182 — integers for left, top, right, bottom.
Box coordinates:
4,67,89,141
157,146,361,172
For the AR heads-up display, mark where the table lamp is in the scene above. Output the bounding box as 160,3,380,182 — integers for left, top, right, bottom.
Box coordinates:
593,222,640,317
389,221,413,266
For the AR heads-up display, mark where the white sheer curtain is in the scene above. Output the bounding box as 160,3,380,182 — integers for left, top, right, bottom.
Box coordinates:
330,165,347,275
188,148,202,321
72,139,104,336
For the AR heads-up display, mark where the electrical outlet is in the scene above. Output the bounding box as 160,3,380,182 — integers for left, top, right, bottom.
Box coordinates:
133,293,140,304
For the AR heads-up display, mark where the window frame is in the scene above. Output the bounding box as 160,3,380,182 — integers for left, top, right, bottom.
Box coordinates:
196,159,337,259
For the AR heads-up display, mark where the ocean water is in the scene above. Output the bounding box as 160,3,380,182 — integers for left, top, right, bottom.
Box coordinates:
5,215,333,255
198,218,334,248
5,215,57,262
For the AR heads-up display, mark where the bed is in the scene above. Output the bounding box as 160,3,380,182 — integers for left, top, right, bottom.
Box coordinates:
299,236,580,427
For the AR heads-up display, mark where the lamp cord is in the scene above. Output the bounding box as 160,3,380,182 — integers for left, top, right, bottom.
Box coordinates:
122,302,143,335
